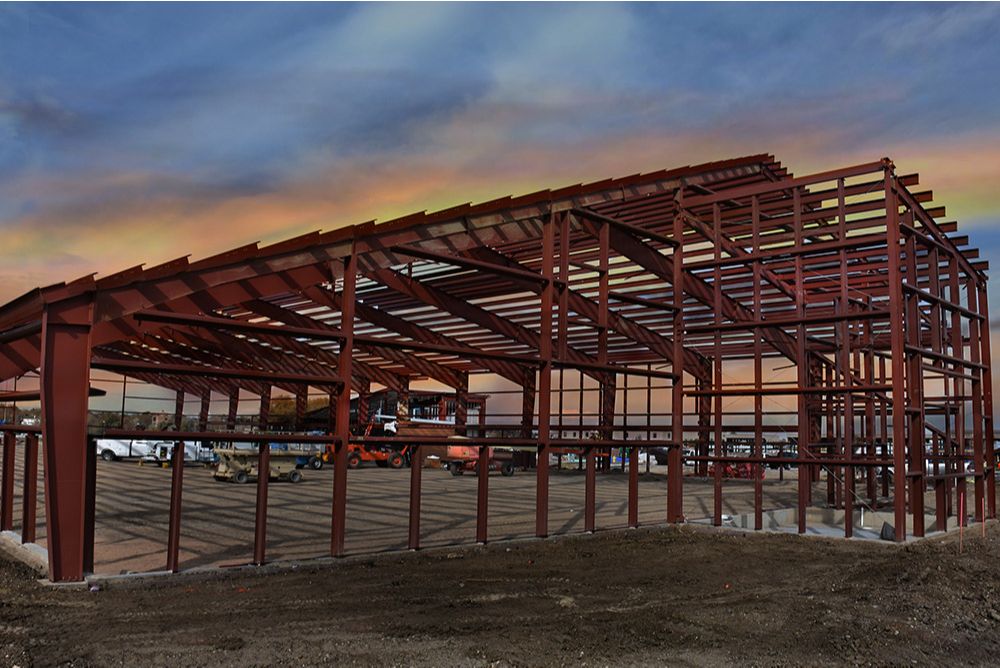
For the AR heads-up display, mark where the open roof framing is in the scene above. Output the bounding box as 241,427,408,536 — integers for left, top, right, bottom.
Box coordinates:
0,153,992,582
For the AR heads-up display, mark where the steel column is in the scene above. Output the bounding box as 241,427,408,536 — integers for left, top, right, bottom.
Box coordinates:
294,388,307,431
173,390,184,430
455,375,468,436
904,227,925,536
198,393,210,432
713,204,724,527
226,392,239,431
670,209,685,523
967,277,985,522
331,250,356,557
751,195,763,531
83,436,96,574
885,167,908,541
1,431,13,531
585,446,596,532
39,294,93,582
258,385,271,431
166,440,185,572
977,282,995,518
22,432,38,544
253,441,270,565
628,444,639,527
476,445,488,543
795,188,809,534
535,214,555,538
357,388,370,427
409,445,422,549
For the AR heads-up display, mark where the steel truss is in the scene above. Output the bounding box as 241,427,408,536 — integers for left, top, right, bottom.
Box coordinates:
0,154,990,581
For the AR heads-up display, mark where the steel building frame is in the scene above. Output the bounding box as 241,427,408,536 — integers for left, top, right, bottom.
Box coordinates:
0,154,991,582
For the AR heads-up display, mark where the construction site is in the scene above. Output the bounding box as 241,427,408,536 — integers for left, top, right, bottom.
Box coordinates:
0,154,997,664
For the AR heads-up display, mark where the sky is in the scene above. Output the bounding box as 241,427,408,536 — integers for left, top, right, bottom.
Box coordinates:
2,2,1000,417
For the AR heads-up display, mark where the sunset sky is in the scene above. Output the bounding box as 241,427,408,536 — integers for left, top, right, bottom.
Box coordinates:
2,2,999,416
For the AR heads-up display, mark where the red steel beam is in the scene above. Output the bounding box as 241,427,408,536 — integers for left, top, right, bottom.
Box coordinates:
91,357,343,389
301,285,526,385
244,299,465,389
463,245,710,382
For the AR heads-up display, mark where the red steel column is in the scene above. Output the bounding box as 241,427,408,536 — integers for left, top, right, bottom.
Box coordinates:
751,196,763,531
838,178,854,538
628,444,639,527
591,219,610,532
226,392,239,431
258,385,271,431
173,390,184,430
977,282,995,518
409,445,422,549
585,446,596,532
885,165,908,541
521,371,535,441
22,433,38,544
327,391,336,434
198,393,210,432
904,229,925,536
967,277,985,522
253,440,270,565
476,444,488,543
294,388,307,431
332,250,356,557
396,383,410,422
669,210,685,523
948,258,966,526
39,294,93,582
864,312,878,505
795,188,809,534
357,386,371,427
1,431,14,531
82,436,96,574
455,375,469,436
536,214,555,538
712,204,724,527
166,440,185,572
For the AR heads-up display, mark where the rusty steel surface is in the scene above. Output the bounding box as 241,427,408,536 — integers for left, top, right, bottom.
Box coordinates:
0,154,991,581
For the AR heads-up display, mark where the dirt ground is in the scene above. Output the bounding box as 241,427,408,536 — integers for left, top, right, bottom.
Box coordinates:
3,519,1000,667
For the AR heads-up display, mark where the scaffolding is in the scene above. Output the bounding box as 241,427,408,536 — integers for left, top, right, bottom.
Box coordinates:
0,154,991,582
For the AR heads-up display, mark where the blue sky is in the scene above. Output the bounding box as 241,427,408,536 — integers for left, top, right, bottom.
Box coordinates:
2,4,999,285
1,2,1000,411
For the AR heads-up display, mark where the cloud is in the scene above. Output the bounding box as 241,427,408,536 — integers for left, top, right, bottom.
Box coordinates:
874,3,1000,51
0,2,998,311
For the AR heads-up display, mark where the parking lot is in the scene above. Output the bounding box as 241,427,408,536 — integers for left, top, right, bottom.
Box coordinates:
3,450,815,575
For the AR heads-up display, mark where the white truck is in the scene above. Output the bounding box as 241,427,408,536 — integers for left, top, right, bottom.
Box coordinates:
95,438,160,462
